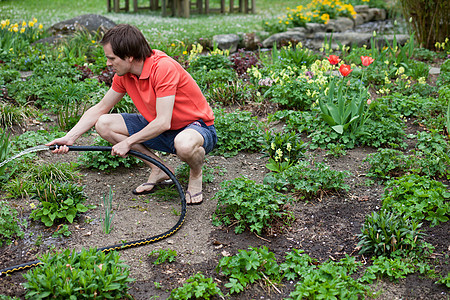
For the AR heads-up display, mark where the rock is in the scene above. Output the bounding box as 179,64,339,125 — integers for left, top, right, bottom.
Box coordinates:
369,8,387,21
240,32,261,51
354,5,369,14
262,31,306,48
354,14,365,26
49,14,116,35
305,23,326,34
213,33,240,53
325,17,354,32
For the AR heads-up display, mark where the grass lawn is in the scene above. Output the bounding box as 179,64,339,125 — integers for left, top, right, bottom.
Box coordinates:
0,0,303,44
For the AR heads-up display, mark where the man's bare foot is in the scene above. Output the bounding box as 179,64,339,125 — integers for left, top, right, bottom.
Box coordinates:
133,169,173,194
186,171,202,205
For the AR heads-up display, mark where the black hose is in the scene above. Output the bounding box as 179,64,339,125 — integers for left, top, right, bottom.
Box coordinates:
0,145,186,277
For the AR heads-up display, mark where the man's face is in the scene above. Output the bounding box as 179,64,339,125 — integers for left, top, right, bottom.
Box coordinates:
103,43,132,76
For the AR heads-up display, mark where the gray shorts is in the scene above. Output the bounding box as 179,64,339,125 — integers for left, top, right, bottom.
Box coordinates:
121,113,217,154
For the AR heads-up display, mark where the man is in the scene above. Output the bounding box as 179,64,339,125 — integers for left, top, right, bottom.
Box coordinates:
47,24,217,205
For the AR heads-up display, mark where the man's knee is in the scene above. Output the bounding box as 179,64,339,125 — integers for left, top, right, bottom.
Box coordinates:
95,114,112,135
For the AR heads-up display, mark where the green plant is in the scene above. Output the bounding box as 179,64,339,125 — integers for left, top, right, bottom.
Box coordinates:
23,248,134,299
381,175,450,227
0,128,11,181
217,246,281,294
364,148,411,180
52,224,71,238
0,200,26,246
413,130,450,178
264,160,350,199
188,51,232,72
287,256,369,300
0,101,35,128
149,249,177,265
262,129,306,173
318,55,372,136
212,109,264,157
30,181,94,227
280,249,316,281
78,137,142,171
169,272,224,299
175,161,216,185
264,77,316,110
102,187,115,234
436,272,450,288
11,130,65,152
212,177,294,234
357,210,425,256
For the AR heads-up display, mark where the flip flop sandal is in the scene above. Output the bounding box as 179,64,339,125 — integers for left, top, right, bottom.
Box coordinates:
132,179,173,195
186,190,203,205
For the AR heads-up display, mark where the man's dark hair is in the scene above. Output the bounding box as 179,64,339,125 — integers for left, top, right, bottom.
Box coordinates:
100,24,153,61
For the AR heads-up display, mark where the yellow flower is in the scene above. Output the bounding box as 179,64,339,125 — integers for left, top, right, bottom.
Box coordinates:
20,27,25,33
29,21,35,27
33,18,37,23
91,40,96,44
38,24,43,29
12,26,18,32
30,203,36,209
171,43,175,47
22,21,27,27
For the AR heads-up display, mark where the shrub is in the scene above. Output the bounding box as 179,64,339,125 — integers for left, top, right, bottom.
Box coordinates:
188,52,232,72
381,174,450,227
0,200,26,247
212,177,294,234
169,272,224,299
23,248,134,299
357,210,425,256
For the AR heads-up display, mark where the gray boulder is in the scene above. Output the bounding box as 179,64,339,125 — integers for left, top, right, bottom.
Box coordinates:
49,14,116,35
213,34,240,53
262,31,306,48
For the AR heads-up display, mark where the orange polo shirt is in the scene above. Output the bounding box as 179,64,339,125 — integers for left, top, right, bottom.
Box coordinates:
111,50,214,130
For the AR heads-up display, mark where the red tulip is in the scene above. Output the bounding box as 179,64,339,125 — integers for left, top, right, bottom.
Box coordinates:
327,55,341,65
339,64,352,77
361,56,375,66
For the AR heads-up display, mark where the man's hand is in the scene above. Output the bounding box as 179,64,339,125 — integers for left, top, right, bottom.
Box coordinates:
111,140,131,157
46,137,74,154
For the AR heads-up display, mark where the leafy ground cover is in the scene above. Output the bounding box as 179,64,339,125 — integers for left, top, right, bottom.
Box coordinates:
0,0,450,299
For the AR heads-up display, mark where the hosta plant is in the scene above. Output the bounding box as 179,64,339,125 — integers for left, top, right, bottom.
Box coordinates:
169,272,224,300
30,181,94,227
357,210,425,256
212,177,294,234
23,248,134,299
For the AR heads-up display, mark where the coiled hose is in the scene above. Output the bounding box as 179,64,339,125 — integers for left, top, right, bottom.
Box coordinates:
0,145,186,277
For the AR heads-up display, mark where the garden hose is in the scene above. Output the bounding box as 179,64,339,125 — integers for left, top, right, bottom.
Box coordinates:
0,145,186,277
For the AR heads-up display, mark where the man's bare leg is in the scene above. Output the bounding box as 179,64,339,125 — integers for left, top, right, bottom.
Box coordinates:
95,114,174,193
174,128,205,204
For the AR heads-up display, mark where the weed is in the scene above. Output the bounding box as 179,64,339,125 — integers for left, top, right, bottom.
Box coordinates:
169,272,224,299
149,249,177,265
0,200,26,246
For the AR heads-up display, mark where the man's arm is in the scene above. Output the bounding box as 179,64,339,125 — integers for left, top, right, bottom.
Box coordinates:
47,88,125,151
111,95,175,156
